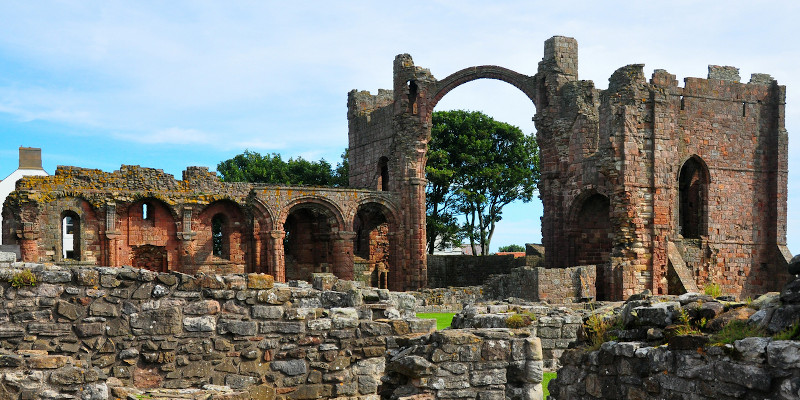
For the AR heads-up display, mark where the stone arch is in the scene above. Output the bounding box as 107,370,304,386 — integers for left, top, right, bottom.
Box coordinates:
281,198,347,281
124,198,177,272
54,197,99,263
194,200,247,270
678,155,710,239
353,199,401,289
430,66,536,115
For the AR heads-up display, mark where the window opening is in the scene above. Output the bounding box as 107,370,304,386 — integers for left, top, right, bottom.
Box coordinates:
378,157,389,191
679,157,708,239
212,214,225,257
61,213,79,260
142,203,152,221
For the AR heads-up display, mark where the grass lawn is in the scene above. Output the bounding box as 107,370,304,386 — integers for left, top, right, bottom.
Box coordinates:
416,312,456,330
543,372,557,399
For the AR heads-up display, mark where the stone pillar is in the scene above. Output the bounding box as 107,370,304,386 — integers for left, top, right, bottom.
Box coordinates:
175,207,196,271
406,177,427,290
332,231,356,281
103,204,121,267
18,222,39,262
268,230,285,282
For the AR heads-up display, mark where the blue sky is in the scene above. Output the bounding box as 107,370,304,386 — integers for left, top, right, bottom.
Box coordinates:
1,1,799,253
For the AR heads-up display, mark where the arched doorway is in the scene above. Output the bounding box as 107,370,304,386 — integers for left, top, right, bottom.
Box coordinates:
353,202,397,289
282,202,344,281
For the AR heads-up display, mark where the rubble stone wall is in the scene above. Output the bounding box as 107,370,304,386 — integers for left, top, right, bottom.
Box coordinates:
452,303,585,371
482,265,596,303
550,339,800,400
0,261,543,399
426,254,531,288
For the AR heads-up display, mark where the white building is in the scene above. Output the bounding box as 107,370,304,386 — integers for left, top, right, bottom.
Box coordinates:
1,147,49,245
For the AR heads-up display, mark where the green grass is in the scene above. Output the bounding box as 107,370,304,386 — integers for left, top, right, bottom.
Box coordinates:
417,312,456,330
543,372,556,399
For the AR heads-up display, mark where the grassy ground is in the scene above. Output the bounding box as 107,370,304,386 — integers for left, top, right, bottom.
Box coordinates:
543,372,557,399
415,312,556,398
416,312,456,330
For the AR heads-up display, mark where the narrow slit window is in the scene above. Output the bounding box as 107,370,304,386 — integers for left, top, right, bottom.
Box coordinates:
212,214,226,257
680,95,685,110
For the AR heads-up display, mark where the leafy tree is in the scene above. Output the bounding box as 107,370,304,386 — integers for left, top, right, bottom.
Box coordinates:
217,150,349,186
498,244,525,253
426,110,539,256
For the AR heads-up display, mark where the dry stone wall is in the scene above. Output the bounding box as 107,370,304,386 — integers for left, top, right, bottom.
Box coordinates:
0,259,543,399
550,339,800,399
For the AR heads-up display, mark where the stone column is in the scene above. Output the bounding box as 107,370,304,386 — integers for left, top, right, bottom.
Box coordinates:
406,177,427,290
103,203,122,267
331,231,356,281
18,222,39,262
268,230,285,282
175,207,196,271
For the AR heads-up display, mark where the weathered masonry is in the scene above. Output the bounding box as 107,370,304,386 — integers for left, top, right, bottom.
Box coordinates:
4,36,791,299
348,35,790,299
2,166,414,290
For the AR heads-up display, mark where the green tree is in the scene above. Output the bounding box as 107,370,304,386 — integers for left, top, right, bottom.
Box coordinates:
426,110,539,256
217,150,349,186
498,244,525,253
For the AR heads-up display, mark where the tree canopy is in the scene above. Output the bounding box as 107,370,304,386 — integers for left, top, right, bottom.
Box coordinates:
217,150,349,187
498,244,526,253
426,110,539,255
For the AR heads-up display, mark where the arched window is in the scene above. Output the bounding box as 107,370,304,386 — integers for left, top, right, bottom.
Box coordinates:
679,157,709,239
212,214,226,258
61,212,80,260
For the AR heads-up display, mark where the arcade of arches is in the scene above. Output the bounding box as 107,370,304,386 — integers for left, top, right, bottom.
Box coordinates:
4,165,404,289
4,36,792,299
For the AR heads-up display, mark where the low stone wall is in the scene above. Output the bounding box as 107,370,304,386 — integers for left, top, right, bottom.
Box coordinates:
410,286,483,312
0,262,430,398
482,265,596,303
550,339,800,399
427,254,534,288
0,261,543,399
451,302,585,370
383,329,544,399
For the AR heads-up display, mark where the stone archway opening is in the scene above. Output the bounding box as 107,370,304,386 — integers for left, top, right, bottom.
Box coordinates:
353,203,396,289
283,205,338,281
427,77,542,255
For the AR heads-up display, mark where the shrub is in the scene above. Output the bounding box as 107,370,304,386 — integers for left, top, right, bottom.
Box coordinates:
506,312,534,328
773,320,800,340
584,312,619,350
710,320,765,345
9,269,37,288
703,283,722,298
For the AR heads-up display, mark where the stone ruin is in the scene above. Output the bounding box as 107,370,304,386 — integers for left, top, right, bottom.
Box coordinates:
3,35,791,301
0,34,796,399
349,35,790,300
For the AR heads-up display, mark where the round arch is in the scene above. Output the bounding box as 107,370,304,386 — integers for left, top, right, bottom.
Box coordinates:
279,197,346,230
430,66,536,116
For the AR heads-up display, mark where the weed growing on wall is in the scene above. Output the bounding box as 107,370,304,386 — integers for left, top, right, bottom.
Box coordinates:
9,269,37,288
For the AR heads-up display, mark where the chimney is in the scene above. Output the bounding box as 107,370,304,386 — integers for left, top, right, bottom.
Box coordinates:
19,147,43,170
